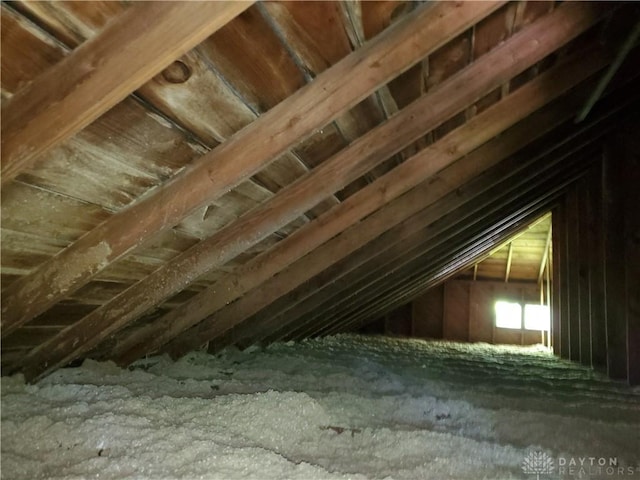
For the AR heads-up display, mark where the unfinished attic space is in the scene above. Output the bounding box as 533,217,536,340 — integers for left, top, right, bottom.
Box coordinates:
1,1,639,478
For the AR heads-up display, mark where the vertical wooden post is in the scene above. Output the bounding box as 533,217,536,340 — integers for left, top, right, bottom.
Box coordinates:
578,177,592,366
551,207,562,356
602,142,628,380
565,185,581,362
557,200,571,359
621,125,640,385
587,159,607,369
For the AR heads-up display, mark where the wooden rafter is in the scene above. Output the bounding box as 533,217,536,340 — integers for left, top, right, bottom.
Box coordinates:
505,242,514,283
2,1,501,339
91,1,613,364
339,1,402,126
575,19,640,123
319,164,594,338
223,151,595,348
1,1,253,184
144,42,615,364
175,111,616,355
316,206,557,339
538,224,554,283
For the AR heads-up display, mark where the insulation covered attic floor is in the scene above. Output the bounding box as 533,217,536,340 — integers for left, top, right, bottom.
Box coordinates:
2,334,639,480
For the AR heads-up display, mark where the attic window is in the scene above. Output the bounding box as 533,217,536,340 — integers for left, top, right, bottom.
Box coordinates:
524,304,550,331
495,301,551,331
494,301,522,329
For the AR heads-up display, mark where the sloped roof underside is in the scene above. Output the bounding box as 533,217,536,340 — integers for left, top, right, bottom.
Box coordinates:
1,1,638,380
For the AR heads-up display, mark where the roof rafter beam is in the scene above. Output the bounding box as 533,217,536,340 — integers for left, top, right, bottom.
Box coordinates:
575,19,640,123
319,167,593,338
152,41,617,363
505,242,514,283
328,163,595,338
240,142,604,348
316,203,557,339
249,141,605,345
95,1,612,365
1,1,253,184
2,1,502,339
538,224,554,283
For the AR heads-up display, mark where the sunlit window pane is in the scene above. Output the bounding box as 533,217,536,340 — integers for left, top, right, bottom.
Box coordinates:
524,304,550,331
495,301,522,329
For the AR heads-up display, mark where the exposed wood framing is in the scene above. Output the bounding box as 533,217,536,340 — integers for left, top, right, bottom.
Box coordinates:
213,171,555,349
577,177,592,366
149,45,615,363
587,161,607,368
3,1,501,339
323,180,582,337
339,1,402,132
316,200,564,339
99,2,612,362
256,138,603,345
565,186,581,361
575,20,640,123
505,242,514,283
603,136,630,379
1,1,253,184
222,148,595,349
549,115,640,384
538,223,553,283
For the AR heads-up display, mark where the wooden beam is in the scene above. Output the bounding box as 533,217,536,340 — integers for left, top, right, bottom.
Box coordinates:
505,242,514,283
603,134,630,380
565,184,582,362
318,203,559,339
322,202,575,338
551,205,563,356
249,144,599,347
587,160,607,368
224,171,540,347
2,1,502,338
220,127,605,348
558,196,571,359
538,223,553,283
243,183,573,346
205,108,631,348
621,121,640,386
577,177,592,366
236,133,619,348
107,4,614,360
339,1,402,130
0,1,253,184
286,158,589,340
575,20,640,123
152,49,620,362
11,3,601,371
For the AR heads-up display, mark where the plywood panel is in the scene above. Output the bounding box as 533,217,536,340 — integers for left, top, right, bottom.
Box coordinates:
468,282,494,343
435,279,541,345
494,328,523,345
412,284,444,339
443,281,469,341
385,303,412,337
